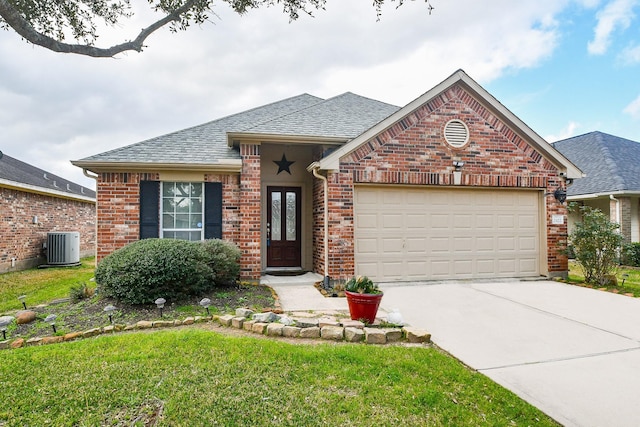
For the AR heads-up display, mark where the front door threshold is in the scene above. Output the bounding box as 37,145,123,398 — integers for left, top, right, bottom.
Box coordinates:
263,267,305,276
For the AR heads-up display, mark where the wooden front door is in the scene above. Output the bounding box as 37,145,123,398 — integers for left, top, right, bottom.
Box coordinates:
266,186,302,267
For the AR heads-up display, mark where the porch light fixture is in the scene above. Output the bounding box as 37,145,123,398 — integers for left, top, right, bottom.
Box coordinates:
103,305,117,324
155,298,166,317
18,295,27,309
199,298,211,315
453,161,464,171
44,314,57,334
553,187,567,204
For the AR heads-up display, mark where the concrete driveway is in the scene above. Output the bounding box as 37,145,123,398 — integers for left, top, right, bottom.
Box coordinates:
378,280,640,427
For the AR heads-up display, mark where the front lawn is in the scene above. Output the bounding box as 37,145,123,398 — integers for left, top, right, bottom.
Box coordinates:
568,261,640,296
0,257,96,312
0,328,558,426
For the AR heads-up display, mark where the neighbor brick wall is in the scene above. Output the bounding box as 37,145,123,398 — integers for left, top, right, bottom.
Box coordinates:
96,172,241,263
0,187,95,273
322,83,569,279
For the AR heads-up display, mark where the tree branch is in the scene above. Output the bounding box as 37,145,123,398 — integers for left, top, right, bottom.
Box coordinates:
0,0,200,57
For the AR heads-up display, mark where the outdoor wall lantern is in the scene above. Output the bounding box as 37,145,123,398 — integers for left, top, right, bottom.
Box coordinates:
18,295,27,310
0,318,12,340
44,314,57,333
554,187,567,204
199,298,211,315
155,298,166,317
103,305,117,324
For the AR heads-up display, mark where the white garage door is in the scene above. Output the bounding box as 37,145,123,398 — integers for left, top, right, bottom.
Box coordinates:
354,186,542,281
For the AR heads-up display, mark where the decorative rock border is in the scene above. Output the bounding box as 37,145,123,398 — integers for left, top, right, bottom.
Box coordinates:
0,308,431,351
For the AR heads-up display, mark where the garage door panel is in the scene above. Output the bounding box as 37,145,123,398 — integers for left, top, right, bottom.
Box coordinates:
354,187,541,281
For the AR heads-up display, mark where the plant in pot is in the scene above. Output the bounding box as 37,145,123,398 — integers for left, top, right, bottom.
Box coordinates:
345,275,383,324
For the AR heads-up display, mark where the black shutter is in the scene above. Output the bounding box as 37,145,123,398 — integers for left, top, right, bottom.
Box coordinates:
140,181,160,239
204,182,222,239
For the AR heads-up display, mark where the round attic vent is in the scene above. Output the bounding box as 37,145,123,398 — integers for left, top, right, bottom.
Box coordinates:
443,119,470,148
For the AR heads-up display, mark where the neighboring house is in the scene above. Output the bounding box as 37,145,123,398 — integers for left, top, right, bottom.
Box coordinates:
0,152,96,273
72,70,581,282
553,131,640,244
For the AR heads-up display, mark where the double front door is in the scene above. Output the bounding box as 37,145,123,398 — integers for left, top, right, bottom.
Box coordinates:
266,186,301,268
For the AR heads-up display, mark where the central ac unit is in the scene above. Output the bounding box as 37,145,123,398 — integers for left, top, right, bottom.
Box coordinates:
47,232,80,265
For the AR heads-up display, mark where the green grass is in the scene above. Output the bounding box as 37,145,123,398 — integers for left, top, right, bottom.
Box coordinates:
568,261,640,296
0,329,557,426
0,257,96,313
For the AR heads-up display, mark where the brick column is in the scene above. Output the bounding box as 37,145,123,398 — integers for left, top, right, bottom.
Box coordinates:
326,170,355,281
619,197,632,244
239,144,262,280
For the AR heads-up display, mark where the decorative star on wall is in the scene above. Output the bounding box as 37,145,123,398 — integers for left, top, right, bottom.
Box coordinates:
274,154,295,175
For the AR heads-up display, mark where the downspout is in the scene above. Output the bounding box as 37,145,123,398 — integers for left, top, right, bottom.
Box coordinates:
83,169,99,266
310,164,330,286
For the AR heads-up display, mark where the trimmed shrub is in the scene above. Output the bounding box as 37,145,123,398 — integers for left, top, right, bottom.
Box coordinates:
200,239,241,285
568,203,623,285
95,239,213,305
623,242,640,267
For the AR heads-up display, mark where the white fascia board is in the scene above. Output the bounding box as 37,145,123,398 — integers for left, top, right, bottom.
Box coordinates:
0,178,95,203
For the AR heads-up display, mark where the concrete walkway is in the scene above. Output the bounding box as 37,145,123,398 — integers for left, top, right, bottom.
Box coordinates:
267,275,640,426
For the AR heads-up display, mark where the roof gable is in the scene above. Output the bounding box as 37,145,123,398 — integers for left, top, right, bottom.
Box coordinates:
0,152,95,201
318,70,582,179
553,131,640,196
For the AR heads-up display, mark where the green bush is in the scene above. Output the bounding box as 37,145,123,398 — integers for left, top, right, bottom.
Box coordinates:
623,242,640,267
199,239,241,285
568,203,623,285
95,239,213,305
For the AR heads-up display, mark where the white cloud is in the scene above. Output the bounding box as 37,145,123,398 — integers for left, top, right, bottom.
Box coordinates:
545,122,582,142
0,0,603,188
587,0,638,55
623,94,640,118
619,43,640,63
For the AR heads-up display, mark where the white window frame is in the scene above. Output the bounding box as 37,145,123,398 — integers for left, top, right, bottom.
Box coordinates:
160,182,205,241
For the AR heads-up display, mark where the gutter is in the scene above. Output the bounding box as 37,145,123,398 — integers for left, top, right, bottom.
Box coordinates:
610,194,620,225
308,162,330,286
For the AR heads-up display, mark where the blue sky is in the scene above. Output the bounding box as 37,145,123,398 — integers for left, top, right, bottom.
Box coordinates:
0,0,638,189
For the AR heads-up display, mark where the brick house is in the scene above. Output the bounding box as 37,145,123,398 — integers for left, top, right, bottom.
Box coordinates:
554,131,640,244
0,151,96,273
72,70,581,282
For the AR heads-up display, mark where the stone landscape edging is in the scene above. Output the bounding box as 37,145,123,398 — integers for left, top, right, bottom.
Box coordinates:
0,308,431,351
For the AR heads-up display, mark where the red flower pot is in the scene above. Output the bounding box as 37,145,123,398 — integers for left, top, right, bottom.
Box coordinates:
345,290,383,324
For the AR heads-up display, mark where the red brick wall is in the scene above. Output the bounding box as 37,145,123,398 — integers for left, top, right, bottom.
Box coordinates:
0,187,95,272
96,172,241,262
322,83,568,279
238,144,262,280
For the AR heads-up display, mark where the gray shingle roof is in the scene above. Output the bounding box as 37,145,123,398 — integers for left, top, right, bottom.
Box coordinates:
241,92,400,139
75,92,399,166
0,152,96,198
77,94,324,164
553,131,640,196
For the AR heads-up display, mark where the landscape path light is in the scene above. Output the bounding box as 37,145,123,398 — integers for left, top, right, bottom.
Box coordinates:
44,314,57,334
0,318,12,340
199,298,211,315
103,305,117,324
155,298,166,317
622,274,629,286
18,295,27,309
